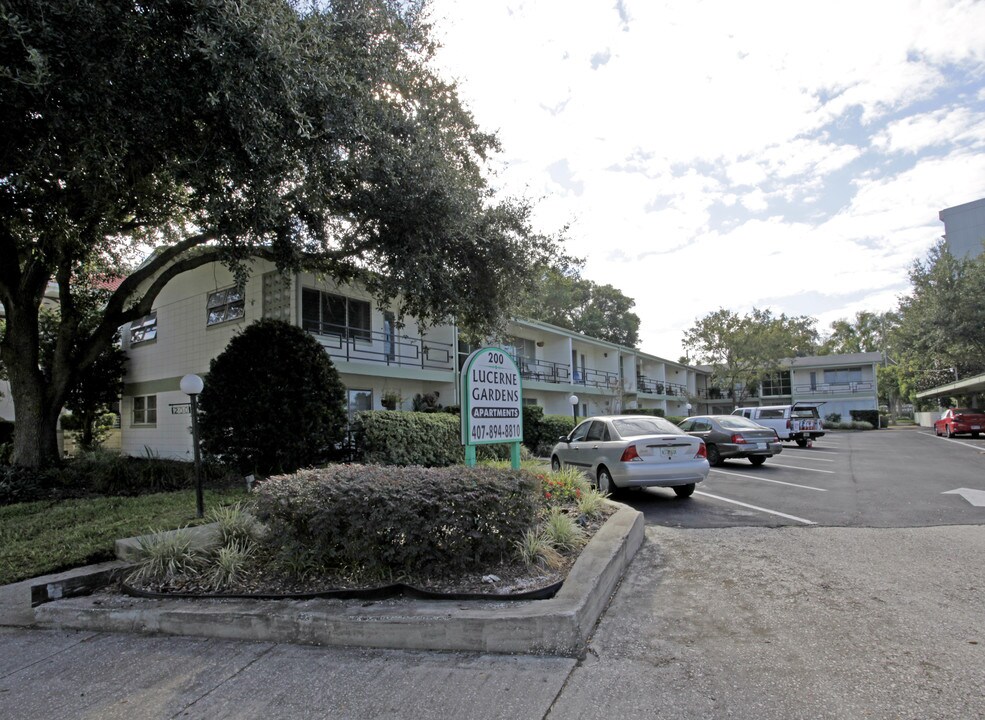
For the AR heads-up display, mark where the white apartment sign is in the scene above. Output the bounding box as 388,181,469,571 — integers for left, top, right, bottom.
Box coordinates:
461,347,523,468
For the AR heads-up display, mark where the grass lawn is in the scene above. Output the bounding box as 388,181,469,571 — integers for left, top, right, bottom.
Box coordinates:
0,488,248,586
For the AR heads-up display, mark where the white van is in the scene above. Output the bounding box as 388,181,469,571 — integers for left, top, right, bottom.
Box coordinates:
731,403,825,447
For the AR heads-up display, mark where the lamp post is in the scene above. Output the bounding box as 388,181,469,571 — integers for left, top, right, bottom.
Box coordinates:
569,393,579,426
180,374,205,519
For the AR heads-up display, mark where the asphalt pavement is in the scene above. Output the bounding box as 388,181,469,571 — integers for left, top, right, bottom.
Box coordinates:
2,429,984,719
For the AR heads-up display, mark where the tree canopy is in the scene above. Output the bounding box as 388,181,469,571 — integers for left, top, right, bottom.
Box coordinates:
818,311,895,356
0,0,564,466
683,308,819,405
516,265,641,347
887,241,985,404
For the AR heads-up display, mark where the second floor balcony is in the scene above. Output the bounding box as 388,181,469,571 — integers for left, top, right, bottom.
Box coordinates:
638,376,689,397
306,321,455,372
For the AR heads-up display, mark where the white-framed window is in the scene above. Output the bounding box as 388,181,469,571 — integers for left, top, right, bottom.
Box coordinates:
347,389,373,421
824,367,863,385
301,288,372,341
129,313,157,345
132,395,157,425
761,371,791,396
506,336,536,360
207,287,246,326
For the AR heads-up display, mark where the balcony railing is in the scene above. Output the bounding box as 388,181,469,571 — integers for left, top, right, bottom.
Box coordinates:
794,382,874,396
638,376,689,396
574,366,621,389
305,321,454,371
514,356,571,384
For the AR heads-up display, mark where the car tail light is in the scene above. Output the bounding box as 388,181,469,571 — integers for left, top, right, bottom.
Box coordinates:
730,433,748,444
786,419,792,429
696,443,707,459
620,444,642,462
773,429,780,440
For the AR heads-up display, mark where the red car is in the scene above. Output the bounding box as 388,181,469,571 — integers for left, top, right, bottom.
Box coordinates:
934,408,985,438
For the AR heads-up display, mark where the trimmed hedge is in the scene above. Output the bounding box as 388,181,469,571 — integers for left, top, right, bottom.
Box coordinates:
252,465,540,578
354,408,578,464
620,408,666,417
849,410,880,427
0,452,237,506
354,411,460,466
535,414,576,455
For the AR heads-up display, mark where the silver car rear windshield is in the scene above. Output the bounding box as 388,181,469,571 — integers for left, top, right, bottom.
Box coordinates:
718,416,763,430
613,418,683,437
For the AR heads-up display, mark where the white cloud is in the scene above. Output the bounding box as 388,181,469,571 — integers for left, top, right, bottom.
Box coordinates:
428,0,985,358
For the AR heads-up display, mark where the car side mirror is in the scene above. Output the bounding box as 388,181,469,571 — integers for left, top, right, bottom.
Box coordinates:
558,435,570,443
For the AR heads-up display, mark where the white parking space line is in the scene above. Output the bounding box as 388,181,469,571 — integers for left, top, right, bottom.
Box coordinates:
709,468,827,491
924,433,985,452
760,462,836,474
778,453,834,463
695,491,817,525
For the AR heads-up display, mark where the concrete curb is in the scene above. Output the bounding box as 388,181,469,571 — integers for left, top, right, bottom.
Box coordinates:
32,505,644,657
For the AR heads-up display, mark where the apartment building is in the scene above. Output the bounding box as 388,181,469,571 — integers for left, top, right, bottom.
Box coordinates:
940,197,985,260
113,259,706,460
693,352,883,420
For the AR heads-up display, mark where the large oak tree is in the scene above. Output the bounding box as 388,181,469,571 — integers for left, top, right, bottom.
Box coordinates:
0,0,562,466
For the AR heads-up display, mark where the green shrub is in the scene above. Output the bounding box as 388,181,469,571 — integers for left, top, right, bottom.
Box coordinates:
0,452,237,505
825,412,842,424
0,419,15,446
620,408,666,417
475,443,534,462
849,409,880,427
0,465,58,505
534,414,576,456
665,415,685,425
198,319,347,475
515,529,564,570
353,410,460,466
542,507,585,551
537,467,589,505
252,464,540,579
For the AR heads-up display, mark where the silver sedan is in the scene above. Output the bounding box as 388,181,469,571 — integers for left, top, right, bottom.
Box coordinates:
550,415,709,498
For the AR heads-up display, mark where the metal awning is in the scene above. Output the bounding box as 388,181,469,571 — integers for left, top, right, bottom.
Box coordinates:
915,372,985,400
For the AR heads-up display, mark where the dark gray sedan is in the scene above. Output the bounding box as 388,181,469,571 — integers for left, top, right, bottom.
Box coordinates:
678,415,782,467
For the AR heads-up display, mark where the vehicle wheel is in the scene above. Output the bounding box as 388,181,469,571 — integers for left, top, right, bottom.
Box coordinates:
795,438,808,448
597,466,617,496
974,433,981,439
945,425,953,438
749,456,766,466
706,444,723,466
551,456,562,472
673,483,695,498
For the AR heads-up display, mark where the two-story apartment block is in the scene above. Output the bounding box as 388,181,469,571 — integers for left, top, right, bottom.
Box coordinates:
3,257,881,461
116,258,705,460
692,352,883,420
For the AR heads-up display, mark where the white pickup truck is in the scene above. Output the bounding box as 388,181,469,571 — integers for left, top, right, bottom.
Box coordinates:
731,403,825,447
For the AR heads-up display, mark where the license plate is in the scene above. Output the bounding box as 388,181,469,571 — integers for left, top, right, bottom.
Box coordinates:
973,425,981,430
660,448,676,458
755,443,766,450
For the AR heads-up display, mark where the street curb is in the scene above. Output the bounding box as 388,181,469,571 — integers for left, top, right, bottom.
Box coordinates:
33,505,644,657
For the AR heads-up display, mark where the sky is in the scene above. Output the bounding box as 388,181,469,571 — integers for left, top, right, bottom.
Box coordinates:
427,0,985,361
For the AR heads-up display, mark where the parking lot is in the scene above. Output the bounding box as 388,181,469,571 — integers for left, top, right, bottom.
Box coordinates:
621,427,985,529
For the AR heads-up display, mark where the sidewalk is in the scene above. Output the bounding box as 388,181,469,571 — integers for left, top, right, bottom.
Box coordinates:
2,524,984,719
